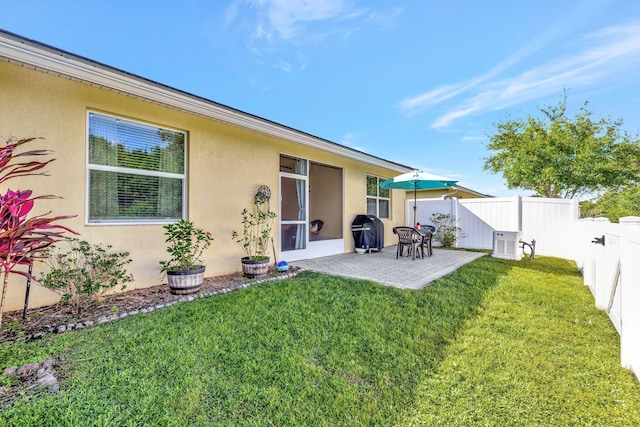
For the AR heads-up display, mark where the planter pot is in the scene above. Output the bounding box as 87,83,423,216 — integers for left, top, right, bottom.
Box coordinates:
241,257,270,278
166,266,205,295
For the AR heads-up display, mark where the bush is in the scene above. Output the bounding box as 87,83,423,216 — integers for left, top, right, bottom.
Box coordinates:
159,219,213,272
39,239,133,313
430,212,462,248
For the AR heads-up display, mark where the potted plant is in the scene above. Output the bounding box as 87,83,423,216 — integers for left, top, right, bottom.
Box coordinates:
160,219,214,294
232,186,277,278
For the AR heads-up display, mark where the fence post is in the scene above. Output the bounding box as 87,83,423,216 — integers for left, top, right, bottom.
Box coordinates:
454,198,460,248
515,195,522,231
582,217,609,297
570,198,581,261
620,216,640,379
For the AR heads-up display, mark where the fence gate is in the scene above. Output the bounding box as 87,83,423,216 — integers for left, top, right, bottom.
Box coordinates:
600,223,622,333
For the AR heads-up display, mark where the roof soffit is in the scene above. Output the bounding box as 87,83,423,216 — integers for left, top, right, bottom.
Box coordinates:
0,31,411,173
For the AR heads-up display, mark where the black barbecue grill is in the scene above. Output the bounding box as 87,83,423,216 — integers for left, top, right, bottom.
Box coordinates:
351,215,384,252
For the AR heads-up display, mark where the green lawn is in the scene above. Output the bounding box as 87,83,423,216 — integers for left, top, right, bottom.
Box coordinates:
1,256,639,426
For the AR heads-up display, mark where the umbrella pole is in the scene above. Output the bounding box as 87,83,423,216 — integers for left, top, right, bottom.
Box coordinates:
413,185,417,226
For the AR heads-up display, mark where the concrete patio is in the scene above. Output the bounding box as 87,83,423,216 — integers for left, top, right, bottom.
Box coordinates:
291,247,486,290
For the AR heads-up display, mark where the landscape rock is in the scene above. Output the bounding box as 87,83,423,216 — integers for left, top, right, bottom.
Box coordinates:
2,366,17,376
16,362,40,376
42,359,53,370
36,373,58,387
31,332,45,340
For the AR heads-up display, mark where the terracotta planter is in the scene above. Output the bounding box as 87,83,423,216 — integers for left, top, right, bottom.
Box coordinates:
166,266,205,295
241,257,270,278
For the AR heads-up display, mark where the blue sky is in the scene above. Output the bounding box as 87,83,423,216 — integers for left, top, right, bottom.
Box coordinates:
3,0,640,197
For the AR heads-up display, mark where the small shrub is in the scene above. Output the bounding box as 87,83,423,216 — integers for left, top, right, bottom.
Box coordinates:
430,212,462,248
160,219,213,272
39,238,133,313
232,190,277,261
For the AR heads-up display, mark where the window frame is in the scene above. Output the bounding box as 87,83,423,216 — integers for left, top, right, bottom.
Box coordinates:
280,154,309,252
85,111,187,225
366,175,390,220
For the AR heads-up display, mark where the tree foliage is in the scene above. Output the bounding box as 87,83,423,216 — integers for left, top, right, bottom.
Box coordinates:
484,96,640,198
580,186,640,222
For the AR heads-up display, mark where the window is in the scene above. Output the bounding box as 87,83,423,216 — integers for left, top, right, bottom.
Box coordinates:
366,175,390,219
87,112,186,223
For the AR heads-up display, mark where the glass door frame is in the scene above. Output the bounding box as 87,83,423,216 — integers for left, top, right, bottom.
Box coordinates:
280,158,309,257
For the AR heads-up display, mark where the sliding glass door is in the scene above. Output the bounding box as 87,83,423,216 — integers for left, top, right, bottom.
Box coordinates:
280,155,308,253
279,154,344,260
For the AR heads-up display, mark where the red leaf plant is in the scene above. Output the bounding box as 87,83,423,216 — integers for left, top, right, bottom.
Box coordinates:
0,137,76,328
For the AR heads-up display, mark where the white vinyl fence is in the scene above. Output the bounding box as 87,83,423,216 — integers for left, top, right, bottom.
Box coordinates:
409,196,640,380
574,217,640,377
409,196,579,256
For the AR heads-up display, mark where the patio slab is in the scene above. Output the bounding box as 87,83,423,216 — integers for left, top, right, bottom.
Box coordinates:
291,247,486,290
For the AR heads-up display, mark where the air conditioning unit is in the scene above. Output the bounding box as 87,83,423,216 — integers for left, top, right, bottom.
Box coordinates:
492,231,523,260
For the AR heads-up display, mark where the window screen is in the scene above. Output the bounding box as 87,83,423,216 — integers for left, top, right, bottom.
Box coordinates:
87,112,186,223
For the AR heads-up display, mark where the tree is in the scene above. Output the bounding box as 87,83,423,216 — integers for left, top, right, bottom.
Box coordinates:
580,186,640,222
484,95,640,198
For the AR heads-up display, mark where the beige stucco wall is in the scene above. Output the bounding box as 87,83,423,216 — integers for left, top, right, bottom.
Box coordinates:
414,188,486,199
0,61,407,312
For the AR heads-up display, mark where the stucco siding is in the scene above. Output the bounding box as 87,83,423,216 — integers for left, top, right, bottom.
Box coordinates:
0,61,408,311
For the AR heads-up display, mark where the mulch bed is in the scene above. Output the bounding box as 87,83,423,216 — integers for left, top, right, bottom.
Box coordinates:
0,268,300,345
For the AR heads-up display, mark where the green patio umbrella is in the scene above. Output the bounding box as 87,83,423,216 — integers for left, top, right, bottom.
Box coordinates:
379,170,457,226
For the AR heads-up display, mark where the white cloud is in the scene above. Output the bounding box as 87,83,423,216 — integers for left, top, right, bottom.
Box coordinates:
262,0,349,40
225,0,358,44
225,0,402,56
339,132,366,152
462,135,487,142
400,20,640,129
399,84,462,113
398,18,565,116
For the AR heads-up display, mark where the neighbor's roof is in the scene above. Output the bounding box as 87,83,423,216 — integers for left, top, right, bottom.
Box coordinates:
415,184,494,198
0,29,411,173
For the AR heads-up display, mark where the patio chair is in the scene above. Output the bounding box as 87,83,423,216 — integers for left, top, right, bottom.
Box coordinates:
418,225,435,257
393,226,425,260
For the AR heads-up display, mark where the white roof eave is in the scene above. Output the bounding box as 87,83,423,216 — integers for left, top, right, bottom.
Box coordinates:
0,31,411,173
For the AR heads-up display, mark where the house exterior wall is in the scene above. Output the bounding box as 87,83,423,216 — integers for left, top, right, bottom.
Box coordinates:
0,60,407,311
414,188,486,199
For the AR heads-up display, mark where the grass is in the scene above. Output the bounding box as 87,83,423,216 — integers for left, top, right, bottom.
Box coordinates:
1,256,639,425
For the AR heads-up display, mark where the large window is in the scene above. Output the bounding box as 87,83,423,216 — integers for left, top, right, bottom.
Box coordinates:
87,112,186,223
366,175,390,219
